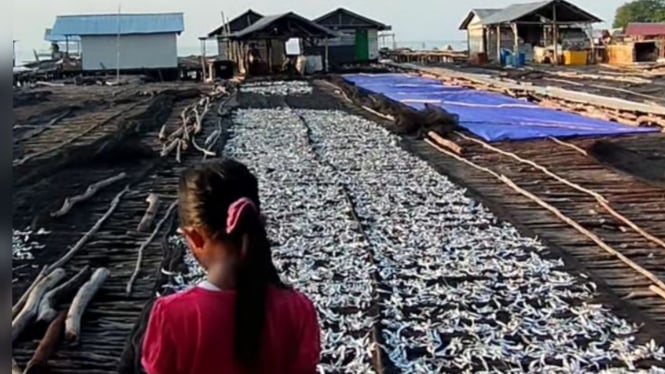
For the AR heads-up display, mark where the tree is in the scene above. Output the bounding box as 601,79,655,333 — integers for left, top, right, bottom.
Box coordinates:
613,0,665,28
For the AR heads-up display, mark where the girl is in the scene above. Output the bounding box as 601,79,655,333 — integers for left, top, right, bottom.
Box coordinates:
142,158,321,374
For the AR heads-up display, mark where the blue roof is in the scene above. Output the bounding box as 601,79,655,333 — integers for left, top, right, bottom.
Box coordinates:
51,13,184,36
44,28,80,42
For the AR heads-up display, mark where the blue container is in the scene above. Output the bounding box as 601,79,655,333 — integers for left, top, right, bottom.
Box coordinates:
500,49,512,65
517,52,526,67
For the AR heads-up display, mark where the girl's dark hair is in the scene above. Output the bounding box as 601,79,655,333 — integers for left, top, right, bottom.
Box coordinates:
178,158,287,369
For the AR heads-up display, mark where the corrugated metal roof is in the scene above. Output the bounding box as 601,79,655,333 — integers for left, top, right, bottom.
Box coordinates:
481,1,550,25
314,8,392,31
474,8,502,19
625,22,665,37
230,12,338,39
44,28,80,42
481,0,601,25
459,8,502,29
51,13,184,36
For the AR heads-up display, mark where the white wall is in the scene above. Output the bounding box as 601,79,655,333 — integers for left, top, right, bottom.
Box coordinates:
81,33,178,71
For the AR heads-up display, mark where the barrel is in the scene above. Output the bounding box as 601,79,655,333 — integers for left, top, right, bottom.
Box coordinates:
517,52,526,67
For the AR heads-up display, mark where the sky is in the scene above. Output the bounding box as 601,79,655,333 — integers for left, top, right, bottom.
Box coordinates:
12,0,626,59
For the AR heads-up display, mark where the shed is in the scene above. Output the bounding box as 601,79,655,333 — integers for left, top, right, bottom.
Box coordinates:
459,0,601,64
225,12,337,74
207,9,264,59
311,8,391,65
51,13,184,72
458,9,501,55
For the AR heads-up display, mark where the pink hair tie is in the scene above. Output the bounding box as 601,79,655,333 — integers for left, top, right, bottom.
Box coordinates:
226,197,257,234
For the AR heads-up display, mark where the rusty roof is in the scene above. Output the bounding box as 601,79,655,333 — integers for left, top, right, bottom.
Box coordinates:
625,22,665,37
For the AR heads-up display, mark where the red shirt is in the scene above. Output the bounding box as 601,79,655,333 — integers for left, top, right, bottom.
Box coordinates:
142,286,321,374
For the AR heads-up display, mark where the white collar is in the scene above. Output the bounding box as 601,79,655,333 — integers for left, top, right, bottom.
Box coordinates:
197,280,222,291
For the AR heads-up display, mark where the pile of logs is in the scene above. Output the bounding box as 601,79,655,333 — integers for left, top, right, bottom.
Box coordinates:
12,265,109,373
159,84,230,162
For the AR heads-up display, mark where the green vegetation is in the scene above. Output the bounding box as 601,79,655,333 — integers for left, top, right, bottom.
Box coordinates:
614,0,665,28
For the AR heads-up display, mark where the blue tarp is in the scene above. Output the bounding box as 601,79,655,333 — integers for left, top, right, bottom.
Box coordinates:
343,73,659,142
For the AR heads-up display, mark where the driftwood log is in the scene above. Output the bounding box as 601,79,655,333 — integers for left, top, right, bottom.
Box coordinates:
13,266,47,319
37,266,93,323
24,311,67,374
51,172,127,218
65,267,110,343
137,193,161,232
12,358,22,374
47,186,129,273
127,200,179,295
12,268,67,342
428,131,463,155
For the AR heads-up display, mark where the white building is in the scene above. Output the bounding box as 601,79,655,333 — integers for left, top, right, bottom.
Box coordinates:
51,13,184,71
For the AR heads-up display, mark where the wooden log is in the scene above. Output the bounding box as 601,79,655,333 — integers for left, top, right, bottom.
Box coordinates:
12,268,67,342
126,200,179,296
650,285,665,301
37,266,92,323
428,131,463,155
160,138,180,157
65,268,110,343
137,193,161,233
51,172,127,218
13,266,47,319
12,359,22,374
46,187,129,273
24,311,67,374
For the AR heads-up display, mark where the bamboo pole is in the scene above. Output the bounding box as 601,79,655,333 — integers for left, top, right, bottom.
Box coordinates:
548,137,589,156
425,139,665,298
65,268,110,343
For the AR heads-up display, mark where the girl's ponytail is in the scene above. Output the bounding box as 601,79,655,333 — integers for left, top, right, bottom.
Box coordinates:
226,198,284,369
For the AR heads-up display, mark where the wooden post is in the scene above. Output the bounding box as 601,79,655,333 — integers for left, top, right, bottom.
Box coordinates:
512,23,519,65
496,25,501,63
588,24,596,64
267,39,272,74
324,37,330,72
200,38,207,82
553,2,558,65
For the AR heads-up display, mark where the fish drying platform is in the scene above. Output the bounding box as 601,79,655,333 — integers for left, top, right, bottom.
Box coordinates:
11,70,665,374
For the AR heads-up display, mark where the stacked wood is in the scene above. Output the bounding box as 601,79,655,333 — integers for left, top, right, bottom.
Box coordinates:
160,85,230,162
66,267,110,343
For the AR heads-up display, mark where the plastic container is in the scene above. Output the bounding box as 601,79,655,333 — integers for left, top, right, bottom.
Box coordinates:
500,49,512,65
517,52,526,67
564,50,588,65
